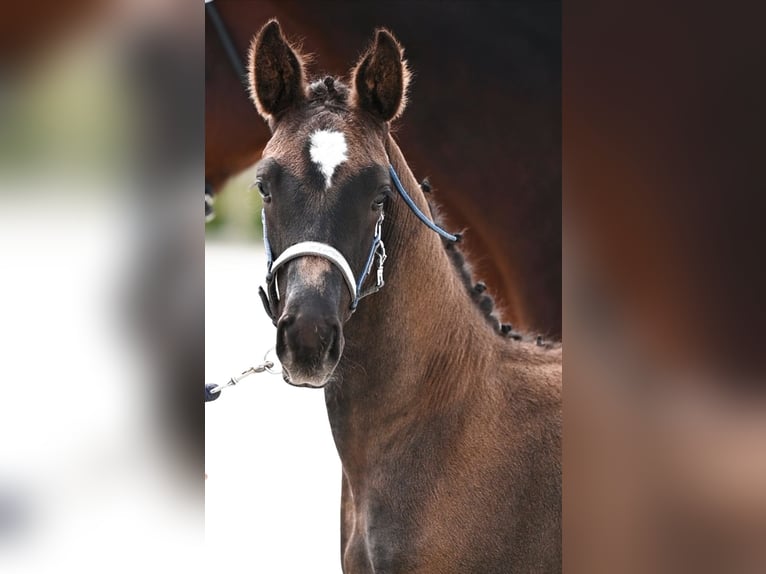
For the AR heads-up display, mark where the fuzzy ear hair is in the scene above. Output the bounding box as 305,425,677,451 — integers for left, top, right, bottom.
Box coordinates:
248,19,306,121
351,29,410,122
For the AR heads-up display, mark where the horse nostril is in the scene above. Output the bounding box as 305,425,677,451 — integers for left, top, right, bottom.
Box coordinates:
278,314,295,329
327,321,343,362
276,314,294,353
324,322,337,358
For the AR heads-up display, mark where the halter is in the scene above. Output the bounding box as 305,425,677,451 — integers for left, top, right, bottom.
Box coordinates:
258,164,460,325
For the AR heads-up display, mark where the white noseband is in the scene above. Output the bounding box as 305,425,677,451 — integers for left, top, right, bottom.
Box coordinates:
268,241,358,304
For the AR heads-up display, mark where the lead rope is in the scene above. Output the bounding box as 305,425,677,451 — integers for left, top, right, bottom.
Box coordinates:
205,348,282,402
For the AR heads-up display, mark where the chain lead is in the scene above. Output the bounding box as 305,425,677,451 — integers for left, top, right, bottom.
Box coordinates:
205,348,281,401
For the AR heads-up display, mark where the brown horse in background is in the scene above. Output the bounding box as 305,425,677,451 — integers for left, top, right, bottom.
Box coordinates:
206,0,561,339
248,20,561,572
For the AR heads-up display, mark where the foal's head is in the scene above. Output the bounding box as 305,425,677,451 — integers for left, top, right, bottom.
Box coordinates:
249,20,410,387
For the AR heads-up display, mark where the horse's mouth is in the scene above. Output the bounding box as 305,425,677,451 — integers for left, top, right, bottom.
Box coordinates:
281,368,331,389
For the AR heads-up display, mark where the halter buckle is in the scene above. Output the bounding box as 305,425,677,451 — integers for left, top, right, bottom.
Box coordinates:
375,242,387,288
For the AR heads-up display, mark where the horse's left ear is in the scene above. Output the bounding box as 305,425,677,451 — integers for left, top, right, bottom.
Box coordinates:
351,29,410,122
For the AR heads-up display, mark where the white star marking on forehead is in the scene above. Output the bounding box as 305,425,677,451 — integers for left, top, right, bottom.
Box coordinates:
309,129,348,189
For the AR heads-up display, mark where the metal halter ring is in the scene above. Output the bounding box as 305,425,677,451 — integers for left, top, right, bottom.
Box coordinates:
263,346,282,375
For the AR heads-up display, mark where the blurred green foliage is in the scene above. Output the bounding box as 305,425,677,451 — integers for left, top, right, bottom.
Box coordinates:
0,44,133,178
205,164,263,243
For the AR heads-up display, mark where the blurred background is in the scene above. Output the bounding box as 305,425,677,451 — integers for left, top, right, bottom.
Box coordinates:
0,0,203,571
564,3,766,572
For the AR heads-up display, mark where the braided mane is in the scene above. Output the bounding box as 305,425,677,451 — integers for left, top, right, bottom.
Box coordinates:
421,178,556,348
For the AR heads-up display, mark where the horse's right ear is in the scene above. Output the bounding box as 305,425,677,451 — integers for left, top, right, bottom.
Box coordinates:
248,20,306,121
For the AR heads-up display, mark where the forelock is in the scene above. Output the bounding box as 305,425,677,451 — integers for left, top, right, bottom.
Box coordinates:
307,77,351,112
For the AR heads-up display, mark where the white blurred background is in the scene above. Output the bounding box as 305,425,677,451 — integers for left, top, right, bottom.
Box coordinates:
1,1,204,571
0,185,201,572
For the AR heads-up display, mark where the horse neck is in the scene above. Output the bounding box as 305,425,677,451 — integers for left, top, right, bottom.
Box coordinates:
326,134,496,467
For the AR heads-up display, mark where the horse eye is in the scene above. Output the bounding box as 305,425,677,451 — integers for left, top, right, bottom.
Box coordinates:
253,180,271,203
372,186,390,210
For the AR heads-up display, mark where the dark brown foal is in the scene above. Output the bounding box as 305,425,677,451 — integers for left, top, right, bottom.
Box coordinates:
249,20,561,573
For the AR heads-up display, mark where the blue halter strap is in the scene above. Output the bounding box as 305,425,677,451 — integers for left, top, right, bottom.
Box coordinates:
257,164,459,323
388,165,460,242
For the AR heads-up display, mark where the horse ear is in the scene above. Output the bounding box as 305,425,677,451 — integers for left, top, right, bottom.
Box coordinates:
352,29,410,122
248,19,306,121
